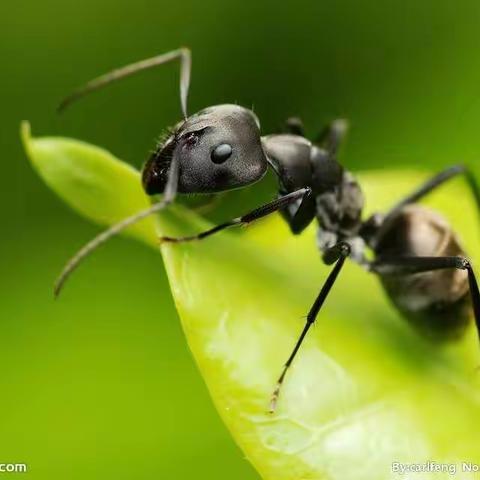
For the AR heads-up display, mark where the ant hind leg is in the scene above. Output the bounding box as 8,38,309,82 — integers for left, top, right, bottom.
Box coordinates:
372,255,480,337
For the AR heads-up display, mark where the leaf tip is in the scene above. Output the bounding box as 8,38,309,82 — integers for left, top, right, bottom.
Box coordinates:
20,121,33,156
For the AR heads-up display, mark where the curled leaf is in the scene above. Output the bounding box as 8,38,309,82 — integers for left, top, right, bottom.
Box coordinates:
21,121,156,246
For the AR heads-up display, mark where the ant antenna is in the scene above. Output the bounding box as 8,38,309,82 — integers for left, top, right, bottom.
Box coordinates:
57,48,191,119
54,154,180,298
54,201,165,298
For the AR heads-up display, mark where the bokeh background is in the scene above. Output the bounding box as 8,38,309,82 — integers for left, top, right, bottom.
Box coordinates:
2,1,480,478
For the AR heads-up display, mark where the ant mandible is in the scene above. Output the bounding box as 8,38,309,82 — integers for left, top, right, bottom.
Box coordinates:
55,48,480,412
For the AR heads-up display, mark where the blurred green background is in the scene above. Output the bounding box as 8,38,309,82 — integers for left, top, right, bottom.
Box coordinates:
2,0,480,478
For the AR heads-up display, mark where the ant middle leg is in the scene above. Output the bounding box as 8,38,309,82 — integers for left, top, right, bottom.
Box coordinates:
269,241,351,412
160,187,312,244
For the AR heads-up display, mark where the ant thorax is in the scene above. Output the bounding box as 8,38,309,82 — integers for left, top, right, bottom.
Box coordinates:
314,170,367,265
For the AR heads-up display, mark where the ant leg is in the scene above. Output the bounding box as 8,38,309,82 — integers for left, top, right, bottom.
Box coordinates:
279,197,316,234
269,242,351,413
315,119,349,156
278,187,316,234
160,187,311,244
284,117,305,136
372,255,480,333
384,165,480,221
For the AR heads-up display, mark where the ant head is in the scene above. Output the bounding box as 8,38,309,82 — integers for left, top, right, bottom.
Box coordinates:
142,104,268,194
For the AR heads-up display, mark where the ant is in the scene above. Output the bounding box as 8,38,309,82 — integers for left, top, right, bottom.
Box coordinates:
55,47,480,413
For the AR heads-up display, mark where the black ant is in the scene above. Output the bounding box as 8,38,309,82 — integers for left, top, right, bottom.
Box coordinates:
55,48,480,413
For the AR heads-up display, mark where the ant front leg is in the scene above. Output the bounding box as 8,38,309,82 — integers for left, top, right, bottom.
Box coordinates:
279,186,316,234
270,241,351,413
160,187,312,244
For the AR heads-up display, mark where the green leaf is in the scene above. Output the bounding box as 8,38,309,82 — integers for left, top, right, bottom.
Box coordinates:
21,121,156,246
23,123,480,479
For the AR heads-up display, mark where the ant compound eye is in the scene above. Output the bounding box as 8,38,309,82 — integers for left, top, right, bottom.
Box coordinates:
211,143,233,164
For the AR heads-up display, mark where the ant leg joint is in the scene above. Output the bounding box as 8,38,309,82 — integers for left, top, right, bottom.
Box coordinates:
457,256,472,270
338,241,351,256
323,241,351,265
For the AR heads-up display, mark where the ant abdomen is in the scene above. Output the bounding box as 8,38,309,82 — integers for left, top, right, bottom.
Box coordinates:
373,204,471,339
